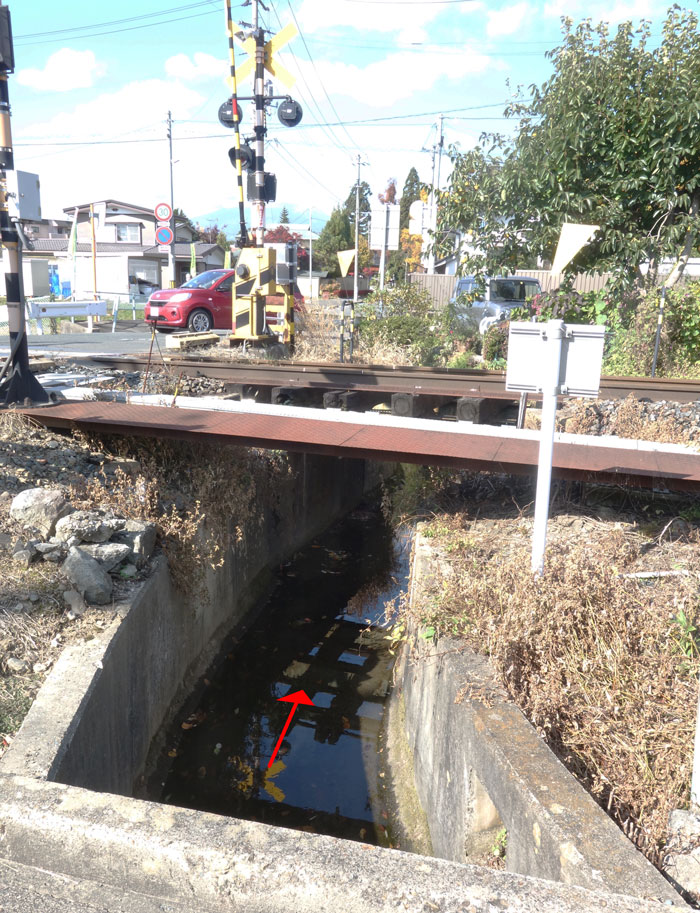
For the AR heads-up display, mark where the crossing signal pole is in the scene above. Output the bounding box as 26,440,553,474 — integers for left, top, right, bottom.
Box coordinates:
224,0,248,247
0,2,47,407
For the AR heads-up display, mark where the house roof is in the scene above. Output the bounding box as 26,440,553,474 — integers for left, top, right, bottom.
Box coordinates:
62,200,188,224
27,239,224,260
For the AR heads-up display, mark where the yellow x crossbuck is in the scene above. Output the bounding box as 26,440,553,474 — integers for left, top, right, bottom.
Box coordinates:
227,22,298,89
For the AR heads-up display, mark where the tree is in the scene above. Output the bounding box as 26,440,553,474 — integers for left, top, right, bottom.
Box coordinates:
343,180,371,238
314,207,352,276
399,166,421,232
264,225,301,244
197,222,229,251
438,8,700,289
379,179,397,205
279,206,290,224
174,207,199,240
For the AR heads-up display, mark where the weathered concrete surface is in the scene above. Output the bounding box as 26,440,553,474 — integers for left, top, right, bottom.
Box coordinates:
0,453,382,795
0,774,689,913
394,532,683,905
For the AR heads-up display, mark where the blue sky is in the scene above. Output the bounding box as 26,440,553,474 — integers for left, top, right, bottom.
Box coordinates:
11,0,671,233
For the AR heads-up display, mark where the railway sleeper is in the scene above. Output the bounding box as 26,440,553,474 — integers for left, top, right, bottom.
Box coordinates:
338,390,390,412
222,383,272,403
271,386,323,407
391,393,448,419
456,396,516,424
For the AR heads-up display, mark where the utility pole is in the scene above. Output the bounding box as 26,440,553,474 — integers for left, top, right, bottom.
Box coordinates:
167,110,176,287
425,115,444,275
0,2,47,406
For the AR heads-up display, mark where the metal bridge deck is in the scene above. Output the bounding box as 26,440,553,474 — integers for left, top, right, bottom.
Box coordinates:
21,398,700,492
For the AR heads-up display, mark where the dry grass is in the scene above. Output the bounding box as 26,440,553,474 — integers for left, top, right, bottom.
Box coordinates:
562,395,694,445
419,501,700,866
293,303,340,362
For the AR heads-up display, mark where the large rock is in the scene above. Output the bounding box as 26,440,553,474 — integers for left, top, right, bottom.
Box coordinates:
55,510,125,544
78,542,132,571
10,488,71,537
113,520,156,568
61,547,112,605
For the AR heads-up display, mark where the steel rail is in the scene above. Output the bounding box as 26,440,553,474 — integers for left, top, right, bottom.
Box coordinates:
83,355,700,403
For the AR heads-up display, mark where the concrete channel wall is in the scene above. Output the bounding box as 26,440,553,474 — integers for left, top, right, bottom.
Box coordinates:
0,452,379,792
394,533,683,905
0,478,689,913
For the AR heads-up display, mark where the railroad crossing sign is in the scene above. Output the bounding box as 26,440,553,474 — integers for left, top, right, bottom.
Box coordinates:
155,225,174,246
227,21,298,89
154,202,172,222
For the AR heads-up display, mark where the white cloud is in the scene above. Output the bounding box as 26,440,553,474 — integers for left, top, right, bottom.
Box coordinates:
165,52,228,83
285,47,495,108
486,3,530,37
16,48,105,92
544,0,657,20
397,25,428,45
295,0,443,33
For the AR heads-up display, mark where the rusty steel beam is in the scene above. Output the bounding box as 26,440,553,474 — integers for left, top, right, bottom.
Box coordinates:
21,400,700,492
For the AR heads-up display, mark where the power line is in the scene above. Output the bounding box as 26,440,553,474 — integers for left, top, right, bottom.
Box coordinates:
284,0,359,152
270,138,341,202
266,1,355,159
15,1,218,40
15,6,220,46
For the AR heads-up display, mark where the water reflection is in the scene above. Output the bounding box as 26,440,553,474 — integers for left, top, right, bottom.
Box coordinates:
152,507,410,846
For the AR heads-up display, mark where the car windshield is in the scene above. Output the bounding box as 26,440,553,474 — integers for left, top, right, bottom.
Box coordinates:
489,279,540,303
181,270,227,290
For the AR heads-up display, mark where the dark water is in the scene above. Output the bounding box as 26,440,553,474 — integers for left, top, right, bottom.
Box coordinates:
149,507,410,847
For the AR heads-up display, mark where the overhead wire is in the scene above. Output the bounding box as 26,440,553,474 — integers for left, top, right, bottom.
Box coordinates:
15,1,220,41
14,5,221,46
284,0,360,152
265,1,356,160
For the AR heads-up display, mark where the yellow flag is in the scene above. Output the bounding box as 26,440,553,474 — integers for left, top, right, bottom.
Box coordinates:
550,223,599,274
337,249,356,278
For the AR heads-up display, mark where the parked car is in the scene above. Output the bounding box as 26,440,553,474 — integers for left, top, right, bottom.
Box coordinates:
145,269,304,333
450,275,542,334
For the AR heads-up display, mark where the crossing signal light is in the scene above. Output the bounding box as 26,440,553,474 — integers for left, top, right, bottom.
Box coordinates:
228,144,254,172
277,98,303,128
218,99,243,128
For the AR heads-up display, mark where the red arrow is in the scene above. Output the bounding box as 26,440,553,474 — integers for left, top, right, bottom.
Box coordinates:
267,690,315,768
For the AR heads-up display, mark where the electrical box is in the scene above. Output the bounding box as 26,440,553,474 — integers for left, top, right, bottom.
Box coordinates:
247,172,277,203
0,8,14,73
7,171,41,222
505,322,605,398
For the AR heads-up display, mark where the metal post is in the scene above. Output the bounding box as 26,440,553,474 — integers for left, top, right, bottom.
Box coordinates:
308,206,312,299
0,3,47,406
167,110,176,288
349,154,361,359
225,0,248,248
531,319,565,575
651,286,665,378
89,203,96,332
253,0,266,247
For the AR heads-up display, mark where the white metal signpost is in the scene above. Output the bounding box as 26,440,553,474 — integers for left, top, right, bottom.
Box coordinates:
505,319,606,575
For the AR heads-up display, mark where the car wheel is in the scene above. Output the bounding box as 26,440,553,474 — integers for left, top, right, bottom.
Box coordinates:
187,309,213,333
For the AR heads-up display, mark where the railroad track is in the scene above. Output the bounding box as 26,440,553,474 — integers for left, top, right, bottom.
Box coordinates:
84,355,700,405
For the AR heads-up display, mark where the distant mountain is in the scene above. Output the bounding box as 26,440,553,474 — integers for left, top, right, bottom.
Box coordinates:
190,205,330,236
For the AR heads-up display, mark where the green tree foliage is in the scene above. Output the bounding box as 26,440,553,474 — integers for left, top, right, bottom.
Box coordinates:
174,207,199,240
439,8,700,289
314,207,352,276
279,206,290,224
343,180,372,237
399,166,421,232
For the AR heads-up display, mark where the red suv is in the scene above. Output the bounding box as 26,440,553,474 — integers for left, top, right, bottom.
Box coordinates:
145,269,305,333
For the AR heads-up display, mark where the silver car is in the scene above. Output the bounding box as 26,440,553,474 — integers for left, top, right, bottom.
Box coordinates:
450,276,542,333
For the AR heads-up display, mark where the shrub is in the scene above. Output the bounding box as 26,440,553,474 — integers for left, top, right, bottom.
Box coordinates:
482,324,508,364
